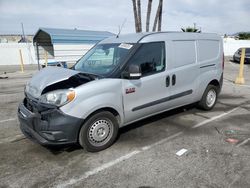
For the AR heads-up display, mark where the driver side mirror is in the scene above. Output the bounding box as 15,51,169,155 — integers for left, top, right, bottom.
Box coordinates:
122,64,142,79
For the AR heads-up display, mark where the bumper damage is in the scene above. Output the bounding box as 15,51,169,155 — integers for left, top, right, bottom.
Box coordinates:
18,98,83,145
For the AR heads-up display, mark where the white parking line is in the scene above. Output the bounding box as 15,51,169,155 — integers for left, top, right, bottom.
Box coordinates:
192,107,239,129
224,78,250,88
0,134,25,144
236,138,250,147
56,132,183,188
0,118,16,123
0,92,22,97
57,150,141,188
227,61,238,67
56,106,239,188
238,84,250,88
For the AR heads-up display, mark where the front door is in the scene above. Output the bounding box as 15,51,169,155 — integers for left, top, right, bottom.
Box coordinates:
122,42,171,124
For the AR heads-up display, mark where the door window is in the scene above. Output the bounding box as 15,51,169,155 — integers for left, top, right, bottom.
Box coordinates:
127,42,165,76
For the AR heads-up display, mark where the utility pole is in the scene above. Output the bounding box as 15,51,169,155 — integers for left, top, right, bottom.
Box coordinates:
21,23,26,42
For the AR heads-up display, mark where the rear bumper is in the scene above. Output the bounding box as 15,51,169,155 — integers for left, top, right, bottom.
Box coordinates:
18,102,83,145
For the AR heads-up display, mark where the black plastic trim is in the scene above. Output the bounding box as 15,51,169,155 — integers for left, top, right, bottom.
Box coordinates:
18,102,84,145
200,64,216,69
132,89,193,111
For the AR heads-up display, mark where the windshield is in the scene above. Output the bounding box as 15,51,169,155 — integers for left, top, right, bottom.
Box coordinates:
74,43,134,76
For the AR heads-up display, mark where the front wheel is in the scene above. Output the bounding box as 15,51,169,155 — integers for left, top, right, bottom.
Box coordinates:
79,111,119,152
198,85,218,111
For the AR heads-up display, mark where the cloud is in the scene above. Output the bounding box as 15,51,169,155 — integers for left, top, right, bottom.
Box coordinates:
164,0,250,34
0,0,249,35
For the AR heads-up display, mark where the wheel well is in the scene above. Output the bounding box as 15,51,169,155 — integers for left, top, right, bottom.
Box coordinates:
85,107,121,125
77,107,121,143
208,79,220,89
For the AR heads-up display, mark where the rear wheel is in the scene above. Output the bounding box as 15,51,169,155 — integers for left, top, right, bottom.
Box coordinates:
79,111,119,152
198,85,218,111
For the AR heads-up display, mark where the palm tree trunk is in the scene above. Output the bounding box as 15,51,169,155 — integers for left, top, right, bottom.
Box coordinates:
137,0,142,32
152,0,161,31
132,0,139,33
157,0,163,31
146,0,152,32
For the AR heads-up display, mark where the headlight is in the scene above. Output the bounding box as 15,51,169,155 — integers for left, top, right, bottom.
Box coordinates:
40,89,76,106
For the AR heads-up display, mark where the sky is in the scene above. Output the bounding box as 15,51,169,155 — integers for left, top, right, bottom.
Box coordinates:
0,0,249,35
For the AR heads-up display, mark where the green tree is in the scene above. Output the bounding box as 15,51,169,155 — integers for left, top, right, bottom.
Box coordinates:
238,32,250,40
181,23,201,33
181,27,200,32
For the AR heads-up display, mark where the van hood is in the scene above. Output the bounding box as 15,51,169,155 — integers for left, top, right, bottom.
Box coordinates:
25,67,95,98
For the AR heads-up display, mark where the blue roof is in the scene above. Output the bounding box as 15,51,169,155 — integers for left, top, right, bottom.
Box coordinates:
33,27,115,45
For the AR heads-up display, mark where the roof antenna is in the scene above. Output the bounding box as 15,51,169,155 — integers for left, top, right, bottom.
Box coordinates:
116,18,127,38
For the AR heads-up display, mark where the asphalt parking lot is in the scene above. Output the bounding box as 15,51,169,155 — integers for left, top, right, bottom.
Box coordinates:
1,59,250,188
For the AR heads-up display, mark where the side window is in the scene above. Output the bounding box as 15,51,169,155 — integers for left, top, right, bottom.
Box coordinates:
127,42,165,76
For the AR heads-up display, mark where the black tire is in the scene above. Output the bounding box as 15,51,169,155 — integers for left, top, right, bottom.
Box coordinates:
198,85,218,111
79,111,119,152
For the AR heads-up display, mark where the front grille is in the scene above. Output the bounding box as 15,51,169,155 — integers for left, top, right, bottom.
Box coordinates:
24,97,38,112
26,99,33,112
24,95,55,113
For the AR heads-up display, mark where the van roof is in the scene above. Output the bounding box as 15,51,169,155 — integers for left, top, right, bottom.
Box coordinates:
100,32,221,44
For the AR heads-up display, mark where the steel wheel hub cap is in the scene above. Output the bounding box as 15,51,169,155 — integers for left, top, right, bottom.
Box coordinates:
88,119,113,146
206,89,216,107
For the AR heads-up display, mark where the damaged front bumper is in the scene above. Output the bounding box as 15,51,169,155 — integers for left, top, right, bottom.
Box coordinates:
18,97,84,145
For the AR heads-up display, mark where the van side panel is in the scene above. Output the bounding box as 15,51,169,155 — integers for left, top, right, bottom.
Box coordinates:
196,39,223,100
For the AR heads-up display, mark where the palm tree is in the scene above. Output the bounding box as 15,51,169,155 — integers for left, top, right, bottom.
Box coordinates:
157,0,163,31
137,0,142,32
132,0,164,33
181,27,199,32
132,0,139,32
146,0,152,32
181,24,201,32
152,0,163,32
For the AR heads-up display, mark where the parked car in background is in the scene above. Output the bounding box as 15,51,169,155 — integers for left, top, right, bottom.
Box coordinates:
41,61,68,68
233,48,250,64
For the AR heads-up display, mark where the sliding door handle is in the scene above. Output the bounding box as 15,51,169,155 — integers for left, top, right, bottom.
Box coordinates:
172,74,176,86
166,76,170,87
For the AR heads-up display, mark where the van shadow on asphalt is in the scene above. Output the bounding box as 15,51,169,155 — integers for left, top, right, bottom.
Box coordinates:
119,104,196,135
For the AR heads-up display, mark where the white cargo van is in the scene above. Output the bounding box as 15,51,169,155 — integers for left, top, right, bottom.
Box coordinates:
18,32,224,152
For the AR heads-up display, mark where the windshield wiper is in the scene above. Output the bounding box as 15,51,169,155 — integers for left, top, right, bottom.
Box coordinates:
79,72,103,79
